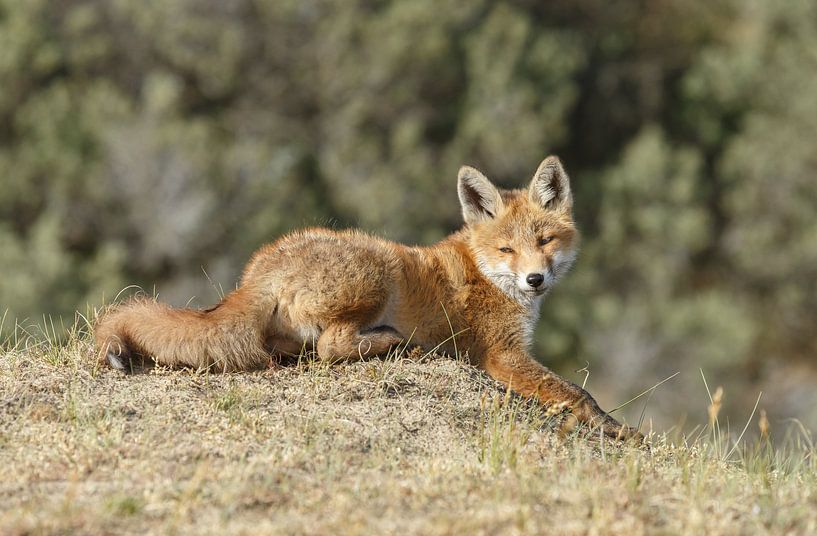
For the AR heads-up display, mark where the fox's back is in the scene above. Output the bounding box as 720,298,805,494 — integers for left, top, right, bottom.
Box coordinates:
240,227,492,354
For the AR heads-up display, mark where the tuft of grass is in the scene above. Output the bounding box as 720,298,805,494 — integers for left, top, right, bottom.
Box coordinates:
212,384,244,413
105,494,143,517
478,387,548,474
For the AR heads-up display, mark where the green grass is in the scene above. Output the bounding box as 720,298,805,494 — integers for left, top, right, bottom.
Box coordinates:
1,326,816,535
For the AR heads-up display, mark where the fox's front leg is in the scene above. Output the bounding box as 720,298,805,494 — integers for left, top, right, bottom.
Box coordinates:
481,349,642,441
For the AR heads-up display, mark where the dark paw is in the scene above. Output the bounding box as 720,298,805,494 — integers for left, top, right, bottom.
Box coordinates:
609,424,645,444
560,410,645,444
360,325,403,337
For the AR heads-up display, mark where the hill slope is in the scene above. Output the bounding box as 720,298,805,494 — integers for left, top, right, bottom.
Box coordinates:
1,338,815,535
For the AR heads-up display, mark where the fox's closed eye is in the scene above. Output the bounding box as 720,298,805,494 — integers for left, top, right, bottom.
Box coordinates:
537,236,555,246
499,246,514,253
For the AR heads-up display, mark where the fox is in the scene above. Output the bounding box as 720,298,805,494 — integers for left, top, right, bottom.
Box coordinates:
95,156,640,441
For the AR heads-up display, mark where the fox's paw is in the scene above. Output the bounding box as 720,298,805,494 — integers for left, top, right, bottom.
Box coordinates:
609,422,645,444
594,419,645,445
558,395,645,444
559,413,643,443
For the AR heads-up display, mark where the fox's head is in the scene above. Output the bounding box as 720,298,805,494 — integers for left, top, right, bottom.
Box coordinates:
458,156,578,306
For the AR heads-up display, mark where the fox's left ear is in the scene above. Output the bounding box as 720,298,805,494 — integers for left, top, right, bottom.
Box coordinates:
529,156,573,213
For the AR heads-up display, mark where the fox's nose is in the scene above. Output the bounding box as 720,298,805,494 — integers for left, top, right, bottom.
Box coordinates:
526,273,545,288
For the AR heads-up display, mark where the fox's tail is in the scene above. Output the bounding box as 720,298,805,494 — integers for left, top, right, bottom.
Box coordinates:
94,288,272,372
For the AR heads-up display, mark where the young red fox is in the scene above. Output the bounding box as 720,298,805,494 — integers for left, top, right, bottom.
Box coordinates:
95,156,640,440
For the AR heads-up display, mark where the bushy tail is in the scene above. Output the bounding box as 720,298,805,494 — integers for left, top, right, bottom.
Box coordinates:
94,288,272,372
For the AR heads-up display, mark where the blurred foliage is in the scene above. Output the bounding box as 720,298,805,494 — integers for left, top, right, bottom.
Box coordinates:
1,0,816,427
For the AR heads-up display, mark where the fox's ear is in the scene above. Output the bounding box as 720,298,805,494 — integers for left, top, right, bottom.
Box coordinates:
529,156,572,213
458,166,504,225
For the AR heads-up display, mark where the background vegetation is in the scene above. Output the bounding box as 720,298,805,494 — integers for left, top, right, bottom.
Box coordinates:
2,0,816,431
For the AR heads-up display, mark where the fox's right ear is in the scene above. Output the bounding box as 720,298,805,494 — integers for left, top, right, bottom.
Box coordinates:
458,166,504,225
529,156,572,214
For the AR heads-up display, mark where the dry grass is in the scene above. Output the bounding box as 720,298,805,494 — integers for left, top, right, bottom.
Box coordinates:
1,325,816,535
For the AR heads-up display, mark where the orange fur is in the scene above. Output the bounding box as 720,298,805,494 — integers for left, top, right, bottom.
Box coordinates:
95,156,640,441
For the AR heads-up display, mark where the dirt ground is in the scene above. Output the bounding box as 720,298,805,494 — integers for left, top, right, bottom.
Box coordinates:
1,339,816,535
